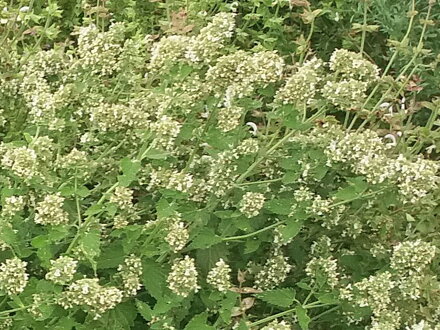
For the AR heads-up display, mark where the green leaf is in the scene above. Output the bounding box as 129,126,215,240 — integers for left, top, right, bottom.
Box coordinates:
296,305,311,330
97,242,125,269
156,198,175,218
214,210,241,219
278,220,302,242
31,235,49,248
135,300,153,322
0,226,17,246
184,312,215,330
142,260,166,299
317,292,339,304
196,244,229,276
347,177,368,193
190,228,222,249
118,158,141,186
333,186,358,201
256,288,296,307
142,149,170,160
282,170,300,184
79,228,101,271
76,185,91,197
84,204,105,216
264,198,292,215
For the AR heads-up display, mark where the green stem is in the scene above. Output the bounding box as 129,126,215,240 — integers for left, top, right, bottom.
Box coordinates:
65,182,118,254
0,305,30,316
299,19,315,64
360,0,369,54
74,174,82,228
222,221,286,242
249,307,296,327
311,305,340,321
347,0,417,130
221,188,385,242
236,178,283,186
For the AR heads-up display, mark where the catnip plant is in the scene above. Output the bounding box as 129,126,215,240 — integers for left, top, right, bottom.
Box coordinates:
0,2,439,329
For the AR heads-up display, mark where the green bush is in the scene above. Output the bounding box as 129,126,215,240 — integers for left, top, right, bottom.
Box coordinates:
0,1,439,329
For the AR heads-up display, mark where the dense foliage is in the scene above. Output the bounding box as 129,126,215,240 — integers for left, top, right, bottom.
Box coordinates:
0,1,439,329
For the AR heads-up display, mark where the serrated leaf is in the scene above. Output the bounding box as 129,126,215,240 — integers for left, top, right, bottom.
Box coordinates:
296,305,311,330
136,300,153,322
76,185,90,197
190,228,222,249
84,204,105,216
142,148,170,160
142,260,166,299
317,292,339,304
278,220,302,242
333,186,358,201
347,177,368,194
97,242,125,269
257,288,296,307
184,312,214,330
265,198,292,215
118,158,141,186
296,282,312,290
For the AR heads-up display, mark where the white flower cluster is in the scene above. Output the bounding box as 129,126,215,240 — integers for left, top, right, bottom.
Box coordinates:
305,256,339,288
236,139,260,155
28,293,46,319
0,145,39,180
149,13,235,73
217,105,244,132
206,258,232,292
0,240,8,251
185,12,236,63
205,49,284,105
59,278,123,319
254,251,292,290
329,49,380,82
1,195,25,217
88,102,149,132
19,70,70,128
307,125,439,203
260,320,292,330
45,256,78,285
165,213,189,252
0,257,28,295
34,193,69,225
148,168,194,193
239,192,265,218
57,148,89,169
390,240,436,300
275,57,323,105
76,23,126,75
110,186,134,210
205,150,239,198
341,271,399,328
167,256,200,297
321,79,368,110
150,115,182,151
390,240,436,275
117,255,143,297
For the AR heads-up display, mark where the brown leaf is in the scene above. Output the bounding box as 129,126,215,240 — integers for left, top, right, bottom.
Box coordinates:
23,28,38,36
237,269,246,283
290,0,310,7
240,297,255,311
406,75,423,92
231,307,243,317
167,8,194,34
